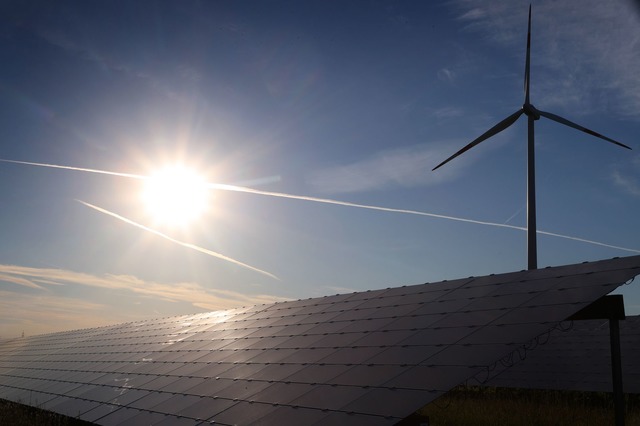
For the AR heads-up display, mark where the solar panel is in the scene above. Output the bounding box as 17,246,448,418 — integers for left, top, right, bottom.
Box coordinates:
0,255,638,425
482,315,640,393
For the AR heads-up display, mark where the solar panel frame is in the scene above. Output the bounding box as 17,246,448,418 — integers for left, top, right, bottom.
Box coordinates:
0,256,639,424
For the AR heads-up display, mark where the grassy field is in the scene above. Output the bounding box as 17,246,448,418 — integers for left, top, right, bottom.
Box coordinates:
403,386,640,426
0,399,92,426
1,387,639,425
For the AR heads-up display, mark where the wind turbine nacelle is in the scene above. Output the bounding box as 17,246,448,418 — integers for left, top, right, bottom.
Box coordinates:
523,103,541,120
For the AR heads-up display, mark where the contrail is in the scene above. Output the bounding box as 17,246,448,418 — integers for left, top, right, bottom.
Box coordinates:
3,159,639,254
206,182,527,230
0,159,147,180
0,159,526,229
77,200,279,280
207,184,640,254
536,230,640,254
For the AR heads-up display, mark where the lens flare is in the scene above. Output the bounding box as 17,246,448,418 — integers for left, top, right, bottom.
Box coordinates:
141,166,209,227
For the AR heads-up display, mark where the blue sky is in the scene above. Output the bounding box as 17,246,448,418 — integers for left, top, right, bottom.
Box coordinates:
1,0,639,338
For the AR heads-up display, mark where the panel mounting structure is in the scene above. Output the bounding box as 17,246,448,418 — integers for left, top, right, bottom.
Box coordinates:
0,255,639,425
484,314,640,394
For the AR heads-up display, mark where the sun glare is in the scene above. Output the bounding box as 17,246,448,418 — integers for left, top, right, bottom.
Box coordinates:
141,166,209,227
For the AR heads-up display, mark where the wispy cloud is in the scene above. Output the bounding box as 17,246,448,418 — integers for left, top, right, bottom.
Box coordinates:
0,273,46,290
434,106,464,120
0,264,286,306
451,0,640,117
0,264,289,337
77,200,279,280
612,171,640,197
437,68,456,85
308,144,460,194
611,155,640,196
612,155,640,197
458,8,486,22
0,290,113,337
35,29,189,103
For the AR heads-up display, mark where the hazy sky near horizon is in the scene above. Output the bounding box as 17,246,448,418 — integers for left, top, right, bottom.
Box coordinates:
1,0,640,338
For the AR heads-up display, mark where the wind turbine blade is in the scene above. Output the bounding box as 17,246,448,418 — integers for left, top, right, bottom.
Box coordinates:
433,109,524,171
537,110,632,150
524,4,532,104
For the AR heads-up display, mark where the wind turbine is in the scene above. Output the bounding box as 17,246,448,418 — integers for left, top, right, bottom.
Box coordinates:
432,5,631,270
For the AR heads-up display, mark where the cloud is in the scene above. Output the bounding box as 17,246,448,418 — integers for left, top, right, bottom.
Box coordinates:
433,106,464,120
0,264,289,338
35,28,189,103
611,155,640,197
0,274,46,290
0,290,113,337
308,144,463,194
612,171,640,197
0,264,287,307
458,8,486,21
437,68,456,84
450,0,640,117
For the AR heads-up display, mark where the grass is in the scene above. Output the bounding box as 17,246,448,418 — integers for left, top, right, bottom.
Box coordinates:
0,399,93,426
401,386,640,426
2,388,640,425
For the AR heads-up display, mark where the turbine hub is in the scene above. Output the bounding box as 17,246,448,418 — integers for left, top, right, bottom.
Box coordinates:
523,103,540,120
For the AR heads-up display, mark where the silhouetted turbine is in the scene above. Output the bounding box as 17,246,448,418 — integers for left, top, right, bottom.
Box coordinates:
433,5,631,270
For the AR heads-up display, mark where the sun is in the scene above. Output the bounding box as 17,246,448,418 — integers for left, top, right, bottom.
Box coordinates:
141,166,209,227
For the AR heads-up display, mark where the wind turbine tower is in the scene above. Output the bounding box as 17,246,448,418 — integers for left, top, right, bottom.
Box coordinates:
433,5,631,270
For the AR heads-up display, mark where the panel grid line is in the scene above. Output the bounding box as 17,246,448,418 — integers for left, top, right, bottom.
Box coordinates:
1,256,639,424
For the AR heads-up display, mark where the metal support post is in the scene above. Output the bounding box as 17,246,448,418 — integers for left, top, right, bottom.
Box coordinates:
610,318,625,426
569,295,626,426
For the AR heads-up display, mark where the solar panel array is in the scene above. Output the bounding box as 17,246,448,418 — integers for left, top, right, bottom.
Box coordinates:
483,314,640,393
0,255,639,425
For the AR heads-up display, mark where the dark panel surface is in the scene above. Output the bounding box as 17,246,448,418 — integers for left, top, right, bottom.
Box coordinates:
484,314,640,393
0,255,639,424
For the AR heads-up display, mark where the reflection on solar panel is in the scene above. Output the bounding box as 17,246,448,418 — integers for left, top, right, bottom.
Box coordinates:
482,315,640,394
0,256,639,425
